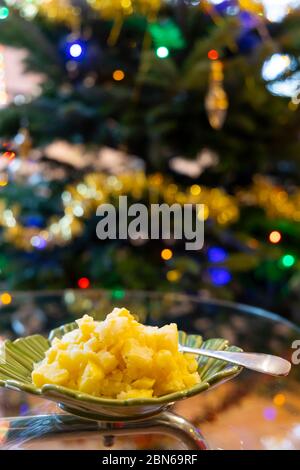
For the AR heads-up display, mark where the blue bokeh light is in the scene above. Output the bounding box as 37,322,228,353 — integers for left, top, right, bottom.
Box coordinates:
207,246,228,263
65,40,85,60
209,267,232,286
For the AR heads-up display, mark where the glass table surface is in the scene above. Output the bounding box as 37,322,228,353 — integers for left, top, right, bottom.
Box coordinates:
0,290,299,450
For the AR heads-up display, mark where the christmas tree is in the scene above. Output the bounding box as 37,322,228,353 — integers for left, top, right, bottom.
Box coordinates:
0,1,300,322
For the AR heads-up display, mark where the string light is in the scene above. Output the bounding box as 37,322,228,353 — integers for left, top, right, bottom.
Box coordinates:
279,254,296,269
68,42,84,59
112,288,125,300
190,184,201,196
273,393,286,407
166,269,181,282
202,205,209,221
156,46,169,58
269,230,282,244
77,277,90,289
207,246,228,263
0,7,9,20
263,407,277,421
208,49,219,60
161,248,173,260
0,292,12,305
2,151,16,161
209,267,232,286
113,69,125,81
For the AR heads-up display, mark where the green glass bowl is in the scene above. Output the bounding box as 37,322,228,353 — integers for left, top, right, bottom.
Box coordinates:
0,322,243,421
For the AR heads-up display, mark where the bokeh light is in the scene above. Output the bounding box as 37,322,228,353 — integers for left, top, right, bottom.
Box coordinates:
156,46,169,58
161,248,173,260
2,151,16,161
166,269,181,282
69,43,83,58
261,0,300,23
190,184,201,196
263,406,277,421
0,7,9,20
262,54,295,82
1,292,12,305
209,267,232,286
113,69,125,81
269,230,282,244
78,277,90,289
207,246,228,263
208,49,219,60
280,254,296,268
273,393,286,407
262,53,300,97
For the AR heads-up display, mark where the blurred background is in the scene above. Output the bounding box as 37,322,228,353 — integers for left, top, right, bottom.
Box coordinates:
0,0,300,323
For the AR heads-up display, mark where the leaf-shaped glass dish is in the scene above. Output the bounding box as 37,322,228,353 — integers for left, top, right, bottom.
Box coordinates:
0,322,243,421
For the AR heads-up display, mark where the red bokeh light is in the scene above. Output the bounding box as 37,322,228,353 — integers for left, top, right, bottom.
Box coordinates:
77,277,90,289
2,151,16,161
208,49,219,60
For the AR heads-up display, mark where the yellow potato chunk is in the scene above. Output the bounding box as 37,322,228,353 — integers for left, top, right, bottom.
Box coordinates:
32,308,201,399
78,362,104,395
32,363,69,387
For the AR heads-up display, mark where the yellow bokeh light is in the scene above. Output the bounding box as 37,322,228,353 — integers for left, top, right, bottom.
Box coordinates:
161,248,173,261
190,184,201,196
269,230,282,244
1,292,12,305
166,269,181,282
273,393,286,407
121,0,131,7
113,69,125,81
0,178,8,187
199,204,209,221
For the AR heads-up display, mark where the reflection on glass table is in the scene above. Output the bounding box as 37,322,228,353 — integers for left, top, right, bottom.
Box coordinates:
0,290,299,450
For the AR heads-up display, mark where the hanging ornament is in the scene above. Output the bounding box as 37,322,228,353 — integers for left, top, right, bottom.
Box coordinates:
205,58,228,130
14,127,32,158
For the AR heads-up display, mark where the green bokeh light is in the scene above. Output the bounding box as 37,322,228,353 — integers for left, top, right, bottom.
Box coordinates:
0,7,9,20
280,254,296,268
112,289,125,300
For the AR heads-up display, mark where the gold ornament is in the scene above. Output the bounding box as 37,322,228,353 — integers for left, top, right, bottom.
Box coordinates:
205,60,228,130
15,127,32,158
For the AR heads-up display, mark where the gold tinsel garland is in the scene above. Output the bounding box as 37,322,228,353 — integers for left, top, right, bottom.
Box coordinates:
1,173,300,252
10,0,161,27
8,0,288,25
0,171,238,251
236,175,300,222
